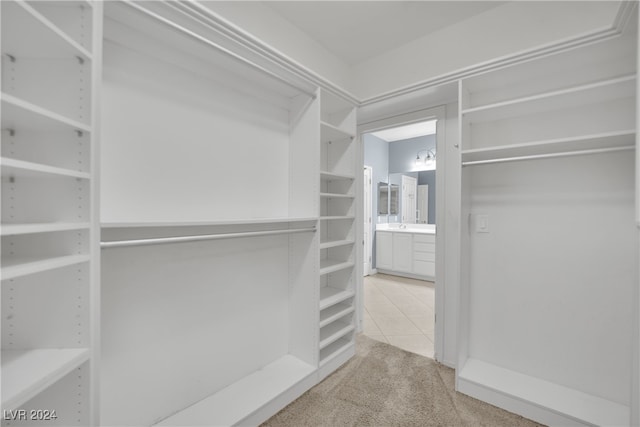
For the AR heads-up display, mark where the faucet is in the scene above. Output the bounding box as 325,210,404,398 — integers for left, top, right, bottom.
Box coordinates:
399,224,407,229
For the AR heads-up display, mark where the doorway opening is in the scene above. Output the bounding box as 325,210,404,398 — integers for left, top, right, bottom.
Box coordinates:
361,118,438,359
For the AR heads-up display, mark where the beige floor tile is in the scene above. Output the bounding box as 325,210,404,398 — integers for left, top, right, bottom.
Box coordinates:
363,313,382,335
386,335,434,358
370,315,422,335
407,314,435,338
365,301,404,317
364,334,388,344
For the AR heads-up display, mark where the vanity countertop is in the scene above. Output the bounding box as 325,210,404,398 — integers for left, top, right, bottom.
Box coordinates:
376,223,436,234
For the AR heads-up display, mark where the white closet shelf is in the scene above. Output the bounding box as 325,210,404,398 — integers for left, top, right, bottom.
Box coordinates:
320,192,354,199
319,320,355,350
319,215,355,221
1,157,91,179
155,355,315,427
319,287,355,310
461,130,636,163
1,254,90,280
319,239,354,250
320,259,354,276
2,0,92,59
101,217,318,228
320,171,355,181
461,75,636,123
320,121,355,143
1,222,91,236
319,303,354,328
2,348,90,410
458,358,630,427
1,93,92,132
319,337,354,366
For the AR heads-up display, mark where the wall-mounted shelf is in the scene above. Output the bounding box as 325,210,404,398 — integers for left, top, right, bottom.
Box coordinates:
319,320,355,350
461,130,636,164
462,75,635,123
320,121,355,143
319,287,355,311
1,254,90,280
319,215,355,221
319,239,354,250
1,157,91,179
3,1,92,59
1,93,92,133
319,259,354,276
1,222,91,236
320,171,355,181
319,338,354,366
320,192,354,199
319,303,354,328
2,348,90,410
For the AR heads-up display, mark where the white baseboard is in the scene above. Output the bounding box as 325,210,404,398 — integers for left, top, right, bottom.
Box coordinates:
457,358,630,427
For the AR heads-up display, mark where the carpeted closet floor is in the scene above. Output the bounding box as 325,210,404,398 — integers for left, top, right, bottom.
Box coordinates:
262,334,543,426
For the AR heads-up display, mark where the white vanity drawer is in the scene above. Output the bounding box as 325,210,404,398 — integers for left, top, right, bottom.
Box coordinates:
414,242,435,253
414,260,435,277
414,251,435,262
413,234,435,244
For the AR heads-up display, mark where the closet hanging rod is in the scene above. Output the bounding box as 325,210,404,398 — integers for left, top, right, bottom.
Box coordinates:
122,1,317,100
101,227,316,249
462,145,634,167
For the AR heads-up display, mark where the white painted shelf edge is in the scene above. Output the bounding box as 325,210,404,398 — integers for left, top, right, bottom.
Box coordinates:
1,93,92,132
1,254,91,280
1,348,90,410
13,0,93,59
458,358,630,427
319,215,355,221
320,171,355,181
461,74,636,116
1,222,91,236
101,217,318,228
1,157,91,179
320,192,355,199
320,121,355,142
319,239,355,250
319,287,355,310
319,259,355,276
319,338,354,366
155,355,315,427
319,303,355,328
319,321,355,350
461,130,636,162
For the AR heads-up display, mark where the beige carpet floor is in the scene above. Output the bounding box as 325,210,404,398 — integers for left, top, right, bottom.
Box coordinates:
262,335,543,427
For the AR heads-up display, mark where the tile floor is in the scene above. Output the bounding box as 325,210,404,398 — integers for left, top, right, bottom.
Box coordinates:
363,273,435,358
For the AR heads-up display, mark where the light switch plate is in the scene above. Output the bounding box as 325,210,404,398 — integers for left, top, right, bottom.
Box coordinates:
476,214,489,233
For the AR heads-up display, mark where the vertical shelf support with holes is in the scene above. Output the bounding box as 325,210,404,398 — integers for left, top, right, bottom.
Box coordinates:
317,88,358,379
1,1,102,425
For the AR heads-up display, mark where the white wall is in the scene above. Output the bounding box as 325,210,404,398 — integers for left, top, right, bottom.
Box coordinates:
352,1,620,100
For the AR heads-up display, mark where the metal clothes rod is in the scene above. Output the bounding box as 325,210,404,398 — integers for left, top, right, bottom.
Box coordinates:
101,227,316,249
122,1,317,100
462,145,634,167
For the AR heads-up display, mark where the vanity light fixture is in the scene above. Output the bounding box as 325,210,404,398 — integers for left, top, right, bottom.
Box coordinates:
416,149,436,165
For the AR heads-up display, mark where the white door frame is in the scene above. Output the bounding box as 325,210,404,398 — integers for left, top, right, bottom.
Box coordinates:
363,165,373,276
358,105,446,363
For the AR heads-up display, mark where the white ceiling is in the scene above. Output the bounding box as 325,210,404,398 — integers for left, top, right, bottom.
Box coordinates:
263,1,507,65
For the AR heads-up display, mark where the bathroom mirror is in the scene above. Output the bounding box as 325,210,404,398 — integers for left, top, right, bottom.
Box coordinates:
378,182,398,215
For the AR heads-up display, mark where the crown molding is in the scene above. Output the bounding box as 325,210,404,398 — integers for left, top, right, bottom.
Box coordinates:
176,1,634,109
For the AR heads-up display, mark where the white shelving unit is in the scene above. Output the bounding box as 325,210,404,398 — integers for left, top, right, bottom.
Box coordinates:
98,2,329,426
457,19,637,426
1,0,100,425
318,89,357,377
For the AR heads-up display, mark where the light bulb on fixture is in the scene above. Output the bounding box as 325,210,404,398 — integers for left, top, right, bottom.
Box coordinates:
415,149,436,170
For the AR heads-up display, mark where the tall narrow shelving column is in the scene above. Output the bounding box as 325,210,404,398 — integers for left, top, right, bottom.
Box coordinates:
317,89,357,379
1,1,101,425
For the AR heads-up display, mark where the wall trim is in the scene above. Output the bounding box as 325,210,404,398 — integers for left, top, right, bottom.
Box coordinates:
178,0,634,109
